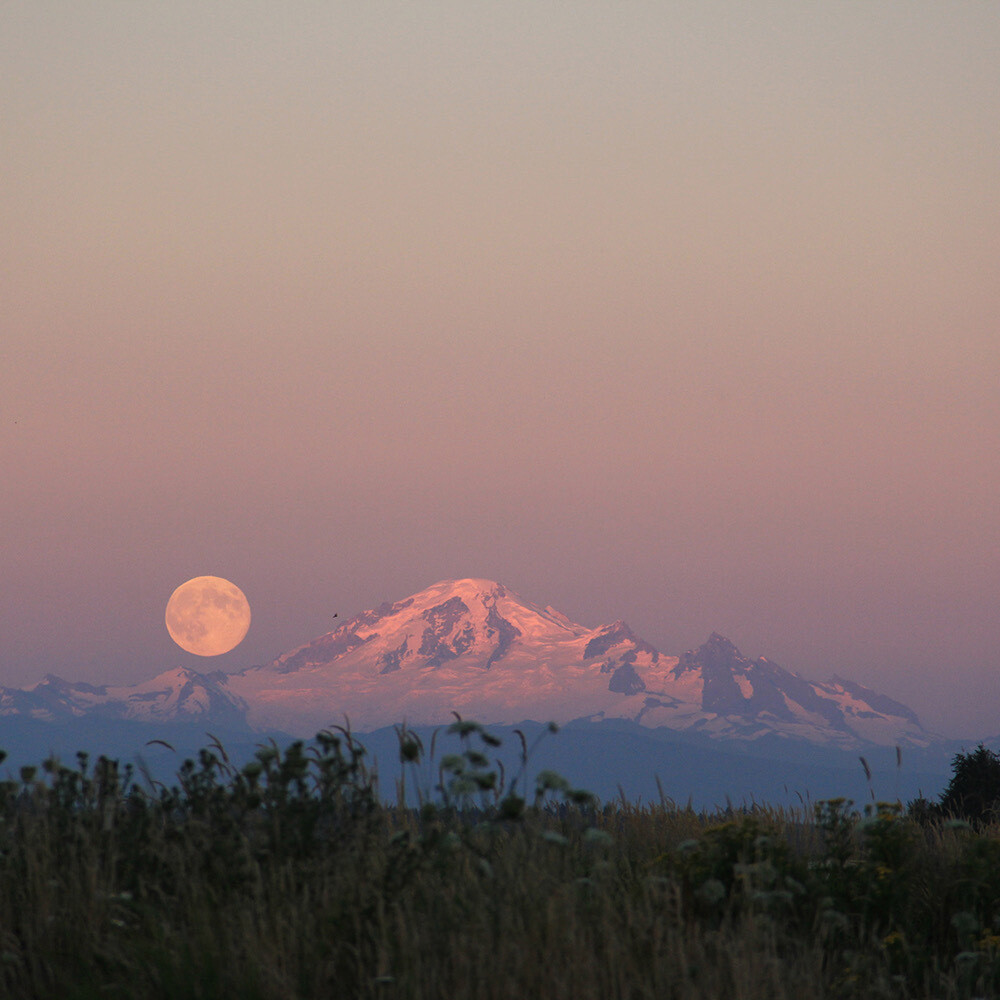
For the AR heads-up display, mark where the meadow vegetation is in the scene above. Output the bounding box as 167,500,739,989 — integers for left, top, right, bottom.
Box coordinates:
0,722,998,999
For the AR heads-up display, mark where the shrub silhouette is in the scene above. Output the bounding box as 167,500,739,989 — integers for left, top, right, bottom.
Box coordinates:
938,743,1000,825
9,729,1000,997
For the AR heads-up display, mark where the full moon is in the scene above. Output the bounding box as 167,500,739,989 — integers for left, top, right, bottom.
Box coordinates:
165,576,251,656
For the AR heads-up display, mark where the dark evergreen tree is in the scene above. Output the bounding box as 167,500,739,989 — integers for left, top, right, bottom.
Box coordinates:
938,743,1000,825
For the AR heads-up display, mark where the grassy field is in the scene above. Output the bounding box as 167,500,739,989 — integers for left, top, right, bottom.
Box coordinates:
0,721,997,1000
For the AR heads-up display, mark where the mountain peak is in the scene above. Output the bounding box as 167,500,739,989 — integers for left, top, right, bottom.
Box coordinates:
419,578,507,600
703,632,742,654
672,633,746,678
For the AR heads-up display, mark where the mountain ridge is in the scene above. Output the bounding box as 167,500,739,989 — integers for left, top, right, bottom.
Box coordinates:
0,579,939,750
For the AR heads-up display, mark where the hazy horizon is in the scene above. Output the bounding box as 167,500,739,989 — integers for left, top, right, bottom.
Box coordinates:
3,4,998,739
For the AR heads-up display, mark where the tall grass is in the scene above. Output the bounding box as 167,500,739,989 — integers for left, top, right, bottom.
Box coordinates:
0,723,996,999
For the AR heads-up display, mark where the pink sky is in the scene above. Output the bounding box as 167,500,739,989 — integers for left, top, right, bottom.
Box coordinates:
2,3,998,737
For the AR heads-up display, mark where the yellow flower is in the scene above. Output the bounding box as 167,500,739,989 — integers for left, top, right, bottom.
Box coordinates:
882,930,905,949
977,932,1000,953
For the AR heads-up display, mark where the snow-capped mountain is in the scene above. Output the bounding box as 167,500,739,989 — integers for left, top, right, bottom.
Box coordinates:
634,632,930,748
0,579,937,749
0,667,247,726
220,579,934,748
224,578,670,735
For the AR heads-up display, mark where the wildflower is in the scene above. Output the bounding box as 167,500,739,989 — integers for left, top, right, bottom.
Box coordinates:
978,932,1000,954
882,930,905,949
447,720,482,737
439,754,466,773
535,770,570,794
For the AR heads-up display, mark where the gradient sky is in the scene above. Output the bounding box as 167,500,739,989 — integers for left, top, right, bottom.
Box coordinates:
3,3,998,737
